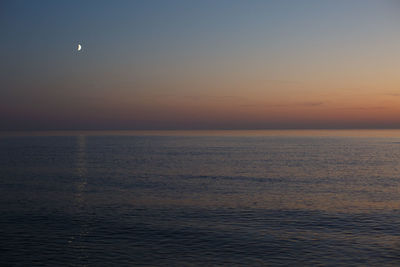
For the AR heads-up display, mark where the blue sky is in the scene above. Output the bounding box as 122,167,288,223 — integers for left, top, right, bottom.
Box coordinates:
1,0,400,130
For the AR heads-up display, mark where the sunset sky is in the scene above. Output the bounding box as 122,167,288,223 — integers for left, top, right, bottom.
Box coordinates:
1,0,400,130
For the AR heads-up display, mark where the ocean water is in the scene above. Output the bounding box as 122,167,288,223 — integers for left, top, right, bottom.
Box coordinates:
1,130,400,266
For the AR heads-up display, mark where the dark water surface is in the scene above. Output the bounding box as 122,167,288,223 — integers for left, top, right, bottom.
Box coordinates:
2,131,400,265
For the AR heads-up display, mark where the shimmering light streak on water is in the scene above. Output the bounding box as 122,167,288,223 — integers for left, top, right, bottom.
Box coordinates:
1,131,400,265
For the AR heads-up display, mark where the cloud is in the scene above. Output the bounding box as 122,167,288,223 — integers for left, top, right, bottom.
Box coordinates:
239,104,257,108
183,95,246,101
261,79,303,85
298,101,325,107
384,93,400,97
238,101,326,109
335,106,386,110
268,101,325,108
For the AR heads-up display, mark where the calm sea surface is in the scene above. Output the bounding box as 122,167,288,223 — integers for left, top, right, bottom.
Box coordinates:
1,130,400,266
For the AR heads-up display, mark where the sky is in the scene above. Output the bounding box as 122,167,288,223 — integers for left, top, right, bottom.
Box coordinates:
1,0,400,130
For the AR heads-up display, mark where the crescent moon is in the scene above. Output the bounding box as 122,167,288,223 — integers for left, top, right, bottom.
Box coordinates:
77,44,82,51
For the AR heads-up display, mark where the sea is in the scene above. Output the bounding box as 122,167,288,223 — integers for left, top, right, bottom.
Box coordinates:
1,130,400,266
